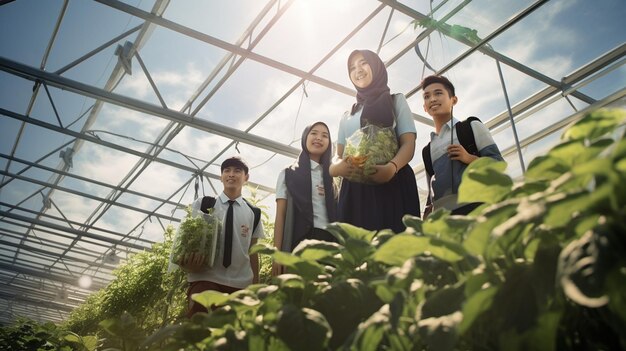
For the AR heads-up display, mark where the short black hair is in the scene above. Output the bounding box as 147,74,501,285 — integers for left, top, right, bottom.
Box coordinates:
421,75,455,97
221,156,249,174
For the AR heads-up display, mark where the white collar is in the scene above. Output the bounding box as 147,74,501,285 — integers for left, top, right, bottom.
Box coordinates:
309,159,321,170
430,117,459,138
219,192,243,205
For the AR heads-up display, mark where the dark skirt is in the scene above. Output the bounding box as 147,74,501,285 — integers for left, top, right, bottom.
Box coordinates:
337,164,420,233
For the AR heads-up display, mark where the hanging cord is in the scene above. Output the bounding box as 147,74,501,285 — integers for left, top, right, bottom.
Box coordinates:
291,82,308,142
248,81,309,171
494,57,526,173
450,106,455,195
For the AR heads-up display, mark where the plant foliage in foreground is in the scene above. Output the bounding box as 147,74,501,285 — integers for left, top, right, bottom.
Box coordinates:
2,109,624,351
137,108,625,350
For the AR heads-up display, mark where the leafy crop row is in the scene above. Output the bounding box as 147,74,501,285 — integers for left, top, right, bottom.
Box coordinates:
1,109,624,351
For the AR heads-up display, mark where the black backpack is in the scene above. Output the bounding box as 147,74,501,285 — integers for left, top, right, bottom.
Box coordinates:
421,116,482,179
199,196,262,233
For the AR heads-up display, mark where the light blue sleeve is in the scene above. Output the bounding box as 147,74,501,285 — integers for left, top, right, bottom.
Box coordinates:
336,111,350,146
275,168,287,199
471,120,504,161
394,94,417,136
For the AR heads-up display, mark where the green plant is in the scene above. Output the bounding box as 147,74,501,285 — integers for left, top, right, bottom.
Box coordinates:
140,108,625,350
10,109,623,351
0,318,98,351
63,225,187,347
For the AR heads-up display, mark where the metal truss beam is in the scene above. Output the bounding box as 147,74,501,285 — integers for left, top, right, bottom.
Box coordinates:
0,210,151,251
0,56,300,158
0,107,276,194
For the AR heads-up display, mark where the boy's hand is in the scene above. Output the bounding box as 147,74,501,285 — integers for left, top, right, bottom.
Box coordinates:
447,144,478,164
179,252,206,273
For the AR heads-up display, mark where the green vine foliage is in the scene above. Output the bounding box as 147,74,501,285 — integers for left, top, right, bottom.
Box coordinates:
140,108,625,350
62,225,188,348
0,318,98,351
3,109,624,351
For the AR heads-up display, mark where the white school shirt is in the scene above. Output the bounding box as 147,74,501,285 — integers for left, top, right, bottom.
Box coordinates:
275,159,329,229
187,193,265,288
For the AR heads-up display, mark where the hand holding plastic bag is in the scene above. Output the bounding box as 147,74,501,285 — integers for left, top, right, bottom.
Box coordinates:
343,124,398,184
169,207,222,272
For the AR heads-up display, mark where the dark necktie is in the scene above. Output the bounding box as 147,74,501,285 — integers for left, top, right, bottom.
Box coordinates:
223,200,235,267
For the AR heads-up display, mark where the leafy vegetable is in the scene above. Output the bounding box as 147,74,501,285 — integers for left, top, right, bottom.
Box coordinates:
171,207,221,269
344,124,398,183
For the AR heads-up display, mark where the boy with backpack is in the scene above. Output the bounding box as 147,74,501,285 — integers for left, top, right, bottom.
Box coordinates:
421,75,504,218
179,156,265,316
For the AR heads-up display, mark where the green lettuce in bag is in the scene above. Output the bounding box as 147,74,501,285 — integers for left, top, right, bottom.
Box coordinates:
170,207,222,271
343,124,398,184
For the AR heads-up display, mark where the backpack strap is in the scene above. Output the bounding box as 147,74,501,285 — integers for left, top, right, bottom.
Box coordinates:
199,196,216,213
455,116,481,156
202,196,261,232
421,142,433,178
243,199,262,233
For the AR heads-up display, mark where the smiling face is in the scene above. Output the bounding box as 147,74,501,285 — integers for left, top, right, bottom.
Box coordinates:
348,52,373,89
305,123,330,162
220,166,248,195
422,82,457,119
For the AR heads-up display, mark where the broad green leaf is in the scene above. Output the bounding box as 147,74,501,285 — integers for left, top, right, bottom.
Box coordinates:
523,238,540,261
192,290,230,308
373,235,429,265
508,181,549,198
351,304,390,351
248,334,268,351
293,240,340,261
420,284,465,318
272,250,301,266
463,201,518,255
525,155,570,182
354,323,385,351
570,158,613,181
548,138,612,168
458,158,512,204
275,274,305,289
463,271,490,297
488,221,535,263
79,335,99,351
250,242,276,255
64,333,81,343
458,285,498,334
326,222,377,242
422,214,475,243
371,279,395,303
373,234,466,265
402,215,424,234
276,305,331,351
342,237,375,265
543,191,592,228
229,290,261,311
271,251,325,280
291,260,326,280
313,279,382,348
417,311,462,351
563,108,626,141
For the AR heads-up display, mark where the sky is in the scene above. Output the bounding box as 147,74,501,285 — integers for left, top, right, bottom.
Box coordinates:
0,0,625,264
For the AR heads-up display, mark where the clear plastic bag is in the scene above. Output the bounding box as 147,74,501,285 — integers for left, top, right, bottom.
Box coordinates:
343,124,398,184
169,210,222,272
